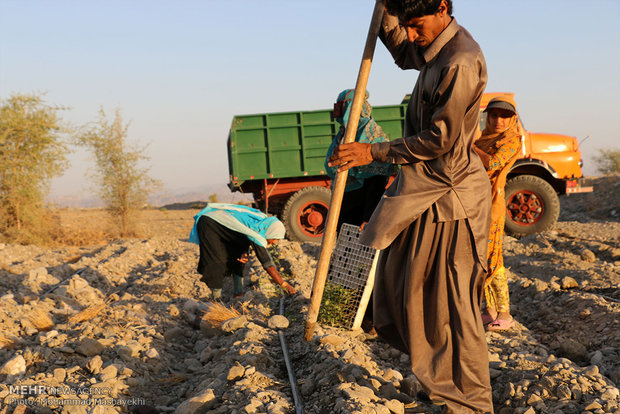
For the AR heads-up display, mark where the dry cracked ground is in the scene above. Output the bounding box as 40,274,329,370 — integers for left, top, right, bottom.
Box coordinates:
0,176,618,414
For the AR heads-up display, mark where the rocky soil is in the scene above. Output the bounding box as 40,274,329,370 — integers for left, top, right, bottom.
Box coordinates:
0,176,618,414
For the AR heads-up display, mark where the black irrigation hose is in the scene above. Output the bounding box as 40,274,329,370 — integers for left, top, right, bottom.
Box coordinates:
41,267,87,296
278,297,303,414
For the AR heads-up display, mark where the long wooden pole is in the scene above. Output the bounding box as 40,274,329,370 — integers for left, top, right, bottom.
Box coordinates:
304,0,385,341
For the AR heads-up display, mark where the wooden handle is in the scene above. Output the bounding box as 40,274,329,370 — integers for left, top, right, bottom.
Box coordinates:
304,0,385,341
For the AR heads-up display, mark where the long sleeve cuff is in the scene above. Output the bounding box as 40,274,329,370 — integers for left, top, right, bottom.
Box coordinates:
371,141,392,163
262,259,275,270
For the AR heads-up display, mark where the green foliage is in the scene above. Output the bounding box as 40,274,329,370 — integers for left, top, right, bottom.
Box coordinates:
208,193,219,203
267,244,293,279
77,108,160,236
593,148,620,175
0,93,69,243
318,282,357,328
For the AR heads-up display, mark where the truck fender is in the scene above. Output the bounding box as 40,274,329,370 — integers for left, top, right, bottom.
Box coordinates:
510,158,558,179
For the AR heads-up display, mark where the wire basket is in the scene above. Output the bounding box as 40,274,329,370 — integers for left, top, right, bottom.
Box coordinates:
318,223,379,330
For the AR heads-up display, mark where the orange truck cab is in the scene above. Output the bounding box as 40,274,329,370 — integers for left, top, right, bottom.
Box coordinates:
480,93,593,236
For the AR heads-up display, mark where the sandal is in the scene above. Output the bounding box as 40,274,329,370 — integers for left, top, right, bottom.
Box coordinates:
481,312,495,326
486,317,515,332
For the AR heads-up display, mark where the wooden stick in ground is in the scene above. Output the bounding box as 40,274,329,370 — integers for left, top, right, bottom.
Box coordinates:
304,0,385,341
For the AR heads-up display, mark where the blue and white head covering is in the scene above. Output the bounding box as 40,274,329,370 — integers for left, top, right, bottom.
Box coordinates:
264,220,286,240
189,203,285,247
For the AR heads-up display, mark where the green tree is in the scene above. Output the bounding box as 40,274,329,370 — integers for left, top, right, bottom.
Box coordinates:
208,193,219,203
77,108,160,236
593,148,620,175
0,93,68,242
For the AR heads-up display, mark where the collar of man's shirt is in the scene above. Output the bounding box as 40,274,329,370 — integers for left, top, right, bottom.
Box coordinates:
422,17,458,63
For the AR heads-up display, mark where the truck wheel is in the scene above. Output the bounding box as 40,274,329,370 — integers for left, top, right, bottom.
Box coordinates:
281,186,331,243
504,175,559,237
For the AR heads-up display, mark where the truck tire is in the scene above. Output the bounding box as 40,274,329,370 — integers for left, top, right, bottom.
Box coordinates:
281,186,331,243
504,175,560,237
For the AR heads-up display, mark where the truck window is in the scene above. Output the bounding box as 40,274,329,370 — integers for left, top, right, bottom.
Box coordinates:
479,111,487,132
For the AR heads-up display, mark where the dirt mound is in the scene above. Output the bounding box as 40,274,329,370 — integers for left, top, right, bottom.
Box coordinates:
560,175,620,222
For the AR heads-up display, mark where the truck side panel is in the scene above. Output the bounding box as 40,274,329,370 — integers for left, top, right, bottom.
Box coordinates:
229,104,408,186
229,110,337,183
371,104,408,140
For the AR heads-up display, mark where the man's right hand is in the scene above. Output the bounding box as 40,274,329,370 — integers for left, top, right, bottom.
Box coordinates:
265,265,296,295
328,142,373,172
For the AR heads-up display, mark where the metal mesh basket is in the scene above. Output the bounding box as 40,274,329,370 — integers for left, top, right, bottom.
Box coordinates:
318,223,379,330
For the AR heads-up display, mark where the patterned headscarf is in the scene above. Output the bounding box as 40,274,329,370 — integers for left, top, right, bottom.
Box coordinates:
476,96,522,218
325,89,394,191
476,95,520,155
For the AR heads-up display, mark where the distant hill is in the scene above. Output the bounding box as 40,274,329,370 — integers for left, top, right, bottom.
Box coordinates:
47,183,253,208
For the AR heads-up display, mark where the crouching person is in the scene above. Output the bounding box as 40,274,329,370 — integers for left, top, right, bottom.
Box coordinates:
189,203,296,300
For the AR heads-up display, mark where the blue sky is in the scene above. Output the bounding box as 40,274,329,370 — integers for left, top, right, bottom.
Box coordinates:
1,0,619,203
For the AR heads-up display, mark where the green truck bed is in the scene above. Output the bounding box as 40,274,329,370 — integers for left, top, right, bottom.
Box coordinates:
228,101,408,186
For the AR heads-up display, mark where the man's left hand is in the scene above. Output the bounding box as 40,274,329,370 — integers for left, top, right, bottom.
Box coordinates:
328,142,373,172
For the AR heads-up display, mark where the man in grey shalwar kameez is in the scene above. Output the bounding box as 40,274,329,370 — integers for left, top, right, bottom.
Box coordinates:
328,0,493,412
